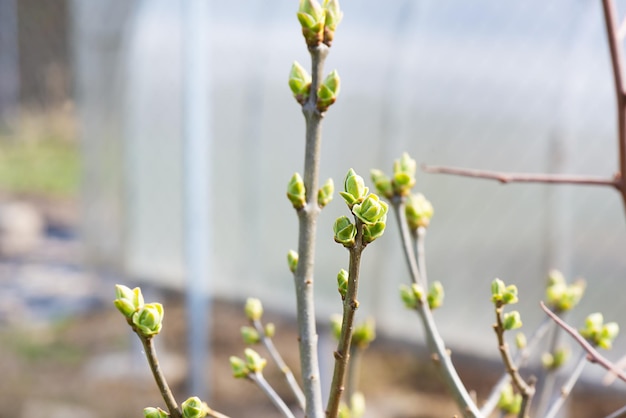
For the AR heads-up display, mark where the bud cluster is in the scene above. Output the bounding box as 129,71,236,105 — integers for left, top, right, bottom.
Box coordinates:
230,348,268,378
114,285,164,338
545,269,586,312
297,0,343,47
579,312,619,350
491,278,519,305
497,383,522,415
541,347,569,370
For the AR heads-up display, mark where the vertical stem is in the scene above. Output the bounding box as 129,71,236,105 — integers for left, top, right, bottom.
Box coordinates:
602,0,626,215
543,351,587,418
415,226,428,289
140,336,182,418
294,43,330,418
392,197,421,285
326,226,365,418
345,345,362,406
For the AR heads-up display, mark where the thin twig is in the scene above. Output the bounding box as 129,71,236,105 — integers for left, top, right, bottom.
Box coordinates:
248,372,297,418
391,198,482,417
252,318,306,410
540,302,626,383
535,319,563,416
293,42,330,418
492,303,535,418
602,0,626,214
480,316,553,416
422,165,620,188
345,345,362,406
415,226,428,289
140,336,182,418
326,221,365,418
543,351,587,418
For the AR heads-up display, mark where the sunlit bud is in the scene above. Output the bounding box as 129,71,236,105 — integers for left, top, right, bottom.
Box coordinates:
144,407,169,418
318,178,334,208
493,279,518,305
405,194,434,230
362,220,386,244
333,216,356,247
515,332,527,349
497,383,521,415
581,312,604,340
400,284,417,309
317,70,341,112
427,281,445,310
352,318,376,349
353,194,388,225
264,323,275,338
244,298,263,321
330,314,342,340
598,322,620,350
553,347,569,368
244,348,267,373
337,404,350,418
392,153,417,196
114,284,144,318
287,250,299,273
339,169,368,206
503,311,523,331
181,396,208,418
337,269,349,299
297,0,326,47
322,0,343,46
558,280,586,311
350,391,366,418
132,303,164,337
502,285,519,305
547,269,565,287
241,326,260,345
370,169,393,199
491,278,505,302
541,352,554,369
230,355,249,378
287,173,306,209
289,61,312,105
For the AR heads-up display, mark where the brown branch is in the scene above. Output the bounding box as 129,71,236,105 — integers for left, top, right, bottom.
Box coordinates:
422,165,620,188
540,302,626,384
602,0,626,213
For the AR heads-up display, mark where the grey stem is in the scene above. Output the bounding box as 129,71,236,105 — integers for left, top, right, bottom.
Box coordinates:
140,336,182,418
543,351,587,418
293,42,330,418
415,226,428,289
249,372,297,418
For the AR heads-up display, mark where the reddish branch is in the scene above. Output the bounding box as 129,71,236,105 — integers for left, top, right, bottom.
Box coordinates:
422,0,626,218
540,302,626,384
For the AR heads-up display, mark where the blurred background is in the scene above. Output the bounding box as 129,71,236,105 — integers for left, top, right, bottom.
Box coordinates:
0,0,625,416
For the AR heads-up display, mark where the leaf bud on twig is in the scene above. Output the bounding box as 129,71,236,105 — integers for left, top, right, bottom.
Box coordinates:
144,407,169,418
333,216,356,247
287,250,299,273
337,269,348,299
352,194,388,225
317,70,341,112
318,178,334,208
244,348,267,373
503,311,523,331
113,284,144,318
427,281,445,310
132,303,164,337
241,326,261,345
370,169,394,199
289,61,312,105
297,0,326,47
287,173,306,209
322,0,343,46
339,169,368,207
405,193,434,230
230,355,249,378
181,396,208,418
244,298,263,321
392,153,417,196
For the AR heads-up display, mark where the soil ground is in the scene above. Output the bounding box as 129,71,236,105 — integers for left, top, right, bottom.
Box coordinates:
0,291,623,418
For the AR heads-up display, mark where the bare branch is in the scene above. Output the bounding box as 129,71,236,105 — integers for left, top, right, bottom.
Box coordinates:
540,302,626,383
422,165,620,188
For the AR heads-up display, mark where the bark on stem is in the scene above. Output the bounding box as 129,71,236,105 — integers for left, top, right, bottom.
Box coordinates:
326,223,364,418
391,198,482,417
293,43,329,418
140,336,182,418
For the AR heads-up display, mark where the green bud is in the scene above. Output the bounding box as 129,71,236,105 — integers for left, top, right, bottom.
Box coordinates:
244,298,263,321
352,318,376,349
370,169,393,199
337,269,349,299
322,0,343,46
515,332,527,349
114,284,144,318
287,173,306,209
244,348,267,373
264,322,275,338
132,303,164,337
491,278,506,302
541,352,554,369
338,404,350,418
181,396,207,418
497,383,521,415
350,391,366,418
352,194,388,225
287,250,299,273
339,169,369,206
144,407,169,418
297,0,326,47
288,61,312,105
392,153,417,196
581,312,604,340
330,314,342,340
362,220,386,243
317,70,341,112
318,178,334,208
502,285,519,305
427,281,445,310
230,355,249,378
241,326,261,345
333,216,356,247
552,347,569,368
399,284,417,309
405,194,434,230
547,269,565,287
503,311,523,331
598,322,620,350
